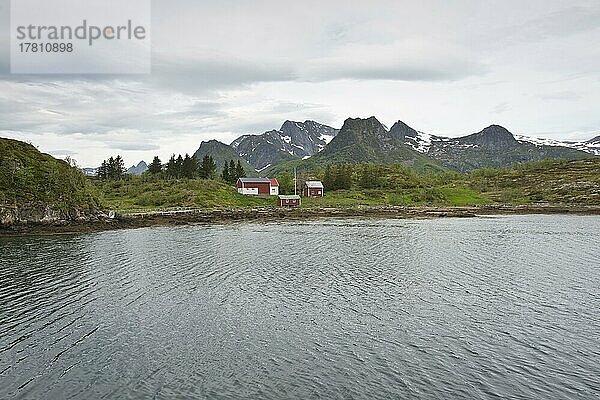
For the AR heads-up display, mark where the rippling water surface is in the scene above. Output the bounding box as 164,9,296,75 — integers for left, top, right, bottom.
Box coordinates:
1,215,599,399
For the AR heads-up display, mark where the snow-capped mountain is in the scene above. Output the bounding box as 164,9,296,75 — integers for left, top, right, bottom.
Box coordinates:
403,130,600,157
514,135,600,156
231,120,339,170
384,123,594,172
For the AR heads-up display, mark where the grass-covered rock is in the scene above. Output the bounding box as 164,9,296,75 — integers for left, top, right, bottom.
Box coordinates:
0,138,100,224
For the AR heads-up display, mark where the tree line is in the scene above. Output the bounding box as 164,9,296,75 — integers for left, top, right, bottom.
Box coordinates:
297,163,424,192
97,154,248,182
97,156,125,180
154,154,218,179
221,160,247,184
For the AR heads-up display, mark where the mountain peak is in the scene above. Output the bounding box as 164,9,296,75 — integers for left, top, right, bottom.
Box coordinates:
126,160,148,175
389,120,419,141
463,125,517,147
203,139,225,146
231,120,339,170
280,120,298,130
279,119,335,133
323,116,393,156
340,116,386,132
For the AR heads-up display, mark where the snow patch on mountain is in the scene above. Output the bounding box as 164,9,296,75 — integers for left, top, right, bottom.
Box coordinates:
516,135,600,155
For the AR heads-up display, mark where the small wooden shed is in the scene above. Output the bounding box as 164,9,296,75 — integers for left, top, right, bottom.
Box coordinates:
277,195,301,207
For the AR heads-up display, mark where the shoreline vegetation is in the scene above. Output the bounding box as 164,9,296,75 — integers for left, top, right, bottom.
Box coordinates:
1,204,600,237
1,136,599,236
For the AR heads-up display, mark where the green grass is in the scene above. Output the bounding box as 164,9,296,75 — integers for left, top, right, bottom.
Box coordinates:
464,159,600,205
93,176,273,212
93,158,600,212
301,186,490,208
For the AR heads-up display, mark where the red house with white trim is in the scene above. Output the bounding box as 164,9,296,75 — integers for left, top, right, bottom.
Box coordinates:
236,178,279,196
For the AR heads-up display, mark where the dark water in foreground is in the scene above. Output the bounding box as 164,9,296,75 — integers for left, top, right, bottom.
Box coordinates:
0,215,599,399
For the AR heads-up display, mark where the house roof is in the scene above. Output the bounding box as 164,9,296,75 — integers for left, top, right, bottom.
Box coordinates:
305,180,324,188
269,178,279,187
278,195,301,200
238,177,271,184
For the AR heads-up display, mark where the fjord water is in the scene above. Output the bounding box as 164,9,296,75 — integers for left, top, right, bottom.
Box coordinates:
1,216,599,399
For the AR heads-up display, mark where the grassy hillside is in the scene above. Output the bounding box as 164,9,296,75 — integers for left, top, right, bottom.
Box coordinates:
465,158,600,205
93,176,272,212
94,158,600,212
0,138,100,211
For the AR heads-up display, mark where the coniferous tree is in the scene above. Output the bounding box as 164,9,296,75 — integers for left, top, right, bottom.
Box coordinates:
199,155,217,179
228,160,237,183
148,156,162,175
208,156,217,179
175,155,184,178
182,154,196,178
166,155,177,178
97,160,109,180
235,160,246,179
221,162,230,183
97,155,125,180
113,155,125,179
107,156,115,179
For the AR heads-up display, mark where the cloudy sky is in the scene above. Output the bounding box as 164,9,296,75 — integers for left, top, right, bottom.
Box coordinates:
1,0,600,167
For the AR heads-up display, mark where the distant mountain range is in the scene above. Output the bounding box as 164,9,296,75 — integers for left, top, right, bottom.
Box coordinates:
402,127,600,159
398,124,594,172
82,161,148,176
256,117,597,174
514,134,600,156
81,118,599,176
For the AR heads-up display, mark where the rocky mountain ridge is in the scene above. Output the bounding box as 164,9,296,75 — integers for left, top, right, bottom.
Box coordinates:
231,120,338,170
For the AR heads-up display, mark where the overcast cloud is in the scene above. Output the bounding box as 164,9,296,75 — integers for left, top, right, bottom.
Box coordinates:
1,0,600,167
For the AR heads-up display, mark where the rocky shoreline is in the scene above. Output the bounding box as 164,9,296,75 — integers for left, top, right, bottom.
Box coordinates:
1,204,599,237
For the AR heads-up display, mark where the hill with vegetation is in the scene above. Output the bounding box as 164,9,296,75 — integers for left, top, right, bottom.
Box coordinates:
193,140,257,176
92,158,600,212
291,159,600,208
0,138,100,224
93,176,272,212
